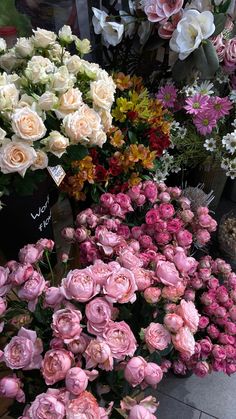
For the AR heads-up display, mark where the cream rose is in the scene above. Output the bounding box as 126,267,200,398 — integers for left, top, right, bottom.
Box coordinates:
63,111,92,144
0,141,37,176
32,28,57,48
25,56,54,84
0,84,19,111
75,38,91,55
50,66,75,93
99,109,113,132
46,131,69,157
31,150,48,171
55,88,83,119
58,25,73,44
90,130,107,147
38,92,58,111
0,51,18,72
12,108,46,141
90,79,115,110
65,55,83,74
48,43,71,64
15,37,34,58
80,104,102,131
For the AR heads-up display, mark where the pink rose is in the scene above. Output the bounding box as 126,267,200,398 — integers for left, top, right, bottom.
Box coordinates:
184,289,196,301
145,209,160,225
161,281,186,301
139,235,153,249
212,345,226,360
131,226,142,239
76,208,93,226
61,268,100,302
0,297,7,315
143,181,158,202
216,286,229,304
144,287,161,303
229,306,236,321
173,250,196,274
9,263,33,286
85,297,112,335
41,349,73,385
100,193,114,208
3,327,42,370
176,229,193,248
155,231,171,245
172,359,187,375
97,228,123,255
74,227,88,243
28,393,65,419
102,321,137,360
212,359,226,372
18,244,42,264
36,238,54,252
164,313,184,333
176,300,199,333
180,209,194,223
132,268,153,291
85,340,113,371
207,325,220,340
144,322,171,353
66,391,100,419
124,356,147,387
199,337,213,356
0,376,25,403
128,185,142,200
154,220,167,232
161,359,172,372
18,271,46,311
167,218,183,233
198,316,209,329
50,338,64,349
225,321,236,335
118,249,143,270
168,186,182,198
86,260,115,286
61,227,75,242
193,361,210,377
65,367,88,395
44,286,64,308
103,267,137,304
143,0,183,23
212,33,225,62
144,362,163,388
178,196,191,209
224,38,236,72
129,405,156,419
159,203,175,219
52,308,82,343
117,224,131,239
159,192,171,202
67,333,90,354
0,266,10,296
172,326,195,358
156,260,180,286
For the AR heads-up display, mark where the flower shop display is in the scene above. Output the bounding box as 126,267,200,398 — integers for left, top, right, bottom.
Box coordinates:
0,181,235,417
61,73,172,204
91,0,235,84
0,25,115,258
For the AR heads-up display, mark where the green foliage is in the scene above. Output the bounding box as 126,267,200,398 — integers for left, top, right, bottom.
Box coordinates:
0,0,31,36
193,40,219,79
213,13,228,37
66,144,88,161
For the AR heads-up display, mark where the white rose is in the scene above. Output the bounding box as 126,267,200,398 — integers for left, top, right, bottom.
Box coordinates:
58,25,73,44
17,94,37,109
102,21,124,46
170,10,215,60
74,38,91,55
15,37,34,58
38,92,58,111
31,150,48,171
48,42,71,64
80,104,102,131
44,131,69,158
63,111,92,144
90,129,107,147
65,55,83,74
99,109,113,132
25,56,55,84
92,7,108,34
0,84,19,111
0,51,18,72
55,88,83,119
12,108,46,141
50,66,75,93
33,28,57,48
0,141,37,176
0,38,6,53
90,79,115,110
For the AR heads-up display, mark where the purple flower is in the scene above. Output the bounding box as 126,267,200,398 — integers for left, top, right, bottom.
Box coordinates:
156,85,177,108
184,94,209,115
208,96,233,119
193,112,217,135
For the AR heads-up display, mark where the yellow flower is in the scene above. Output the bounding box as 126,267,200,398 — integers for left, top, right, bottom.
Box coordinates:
110,129,125,148
114,72,133,91
128,172,142,186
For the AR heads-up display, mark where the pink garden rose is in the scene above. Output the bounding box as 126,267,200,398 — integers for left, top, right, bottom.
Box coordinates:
176,229,193,248
85,297,112,335
36,238,54,252
156,260,181,286
143,181,158,202
118,249,143,270
144,287,162,303
0,297,6,315
18,271,46,311
172,326,195,358
41,349,73,385
85,340,113,371
164,313,184,333
132,268,153,291
65,367,88,395
224,38,236,72
212,34,225,62
18,244,42,264
52,308,82,343
0,376,25,403
128,405,156,419
144,362,163,388
44,286,64,308
102,321,137,360
28,393,65,419
0,266,10,296
61,268,100,302
159,203,175,219
66,391,100,419
97,228,123,255
161,281,186,301
103,267,137,304
9,263,33,286
74,227,88,243
67,333,90,355
176,300,199,333
144,322,171,353
142,0,183,23
88,260,116,286
145,209,160,225
61,227,75,242
3,327,42,370
124,356,147,387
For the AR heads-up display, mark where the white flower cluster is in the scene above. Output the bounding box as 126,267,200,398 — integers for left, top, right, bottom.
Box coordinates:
0,27,116,177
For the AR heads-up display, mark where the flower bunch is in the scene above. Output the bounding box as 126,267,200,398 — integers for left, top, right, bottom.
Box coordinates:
91,1,235,83
64,180,217,266
61,74,172,201
155,77,236,178
0,26,115,200
171,256,236,376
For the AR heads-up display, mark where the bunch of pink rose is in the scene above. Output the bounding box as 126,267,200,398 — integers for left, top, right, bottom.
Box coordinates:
171,256,236,377
63,180,217,266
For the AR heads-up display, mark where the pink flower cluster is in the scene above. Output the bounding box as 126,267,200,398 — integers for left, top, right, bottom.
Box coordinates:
142,0,183,25
212,34,236,74
65,181,216,266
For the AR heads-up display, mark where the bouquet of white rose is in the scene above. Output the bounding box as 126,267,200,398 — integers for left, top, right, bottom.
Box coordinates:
0,25,116,202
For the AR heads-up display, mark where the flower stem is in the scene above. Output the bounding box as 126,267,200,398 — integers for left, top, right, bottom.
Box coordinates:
45,251,54,286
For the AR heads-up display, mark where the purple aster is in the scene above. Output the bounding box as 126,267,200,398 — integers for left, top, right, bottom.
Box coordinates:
156,85,177,108
193,112,217,136
184,93,210,115
208,96,233,120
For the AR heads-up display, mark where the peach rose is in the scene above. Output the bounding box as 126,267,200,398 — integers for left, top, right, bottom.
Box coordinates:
41,349,73,385
90,79,115,110
12,108,46,141
46,131,69,158
55,88,83,119
176,300,199,333
0,141,37,176
31,150,48,171
63,111,92,144
172,326,195,358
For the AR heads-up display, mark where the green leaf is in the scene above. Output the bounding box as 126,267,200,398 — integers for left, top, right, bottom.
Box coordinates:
128,131,137,144
172,55,195,82
193,41,219,79
160,343,173,356
218,0,231,13
148,351,162,364
66,144,88,161
213,13,227,36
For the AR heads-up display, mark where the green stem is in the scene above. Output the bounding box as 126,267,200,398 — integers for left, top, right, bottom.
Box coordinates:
45,251,54,286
